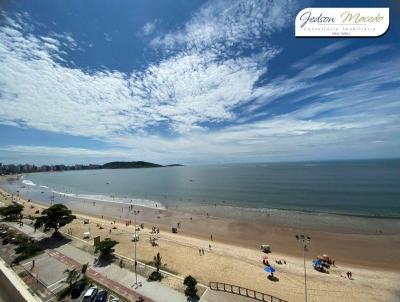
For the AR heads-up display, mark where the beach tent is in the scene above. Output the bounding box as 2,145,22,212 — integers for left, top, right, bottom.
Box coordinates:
264,266,276,274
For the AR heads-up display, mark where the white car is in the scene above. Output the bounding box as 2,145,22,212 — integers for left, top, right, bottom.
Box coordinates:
108,294,120,302
82,286,98,302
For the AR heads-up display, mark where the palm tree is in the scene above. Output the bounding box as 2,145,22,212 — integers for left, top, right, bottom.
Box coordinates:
64,268,80,290
153,252,162,273
184,275,198,298
81,263,89,275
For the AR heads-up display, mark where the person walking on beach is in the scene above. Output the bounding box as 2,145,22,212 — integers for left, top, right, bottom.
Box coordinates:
202,248,205,255
199,249,201,256
210,234,213,241
209,244,211,250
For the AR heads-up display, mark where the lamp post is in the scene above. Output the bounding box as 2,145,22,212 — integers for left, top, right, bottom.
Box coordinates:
133,210,140,287
296,234,311,302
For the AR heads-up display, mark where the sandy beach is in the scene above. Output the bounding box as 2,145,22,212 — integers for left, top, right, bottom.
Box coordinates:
1,186,400,302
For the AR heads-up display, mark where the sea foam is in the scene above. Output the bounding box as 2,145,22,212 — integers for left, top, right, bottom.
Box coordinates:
22,180,36,186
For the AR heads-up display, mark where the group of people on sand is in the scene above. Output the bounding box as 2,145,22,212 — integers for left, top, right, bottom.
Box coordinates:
198,244,212,256
151,226,160,234
346,271,353,279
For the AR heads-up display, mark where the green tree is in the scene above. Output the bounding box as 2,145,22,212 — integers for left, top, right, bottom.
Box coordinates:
184,275,198,298
34,204,76,236
63,268,80,290
13,235,41,263
0,204,23,220
94,238,118,259
153,252,162,273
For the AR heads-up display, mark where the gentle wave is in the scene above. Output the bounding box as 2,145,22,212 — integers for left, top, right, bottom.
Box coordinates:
22,180,36,186
50,190,164,209
51,190,75,197
39,185,49,189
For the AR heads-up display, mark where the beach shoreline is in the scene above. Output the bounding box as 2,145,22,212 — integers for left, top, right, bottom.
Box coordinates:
1,185,399,271
3,172,400,235
2,187,400,302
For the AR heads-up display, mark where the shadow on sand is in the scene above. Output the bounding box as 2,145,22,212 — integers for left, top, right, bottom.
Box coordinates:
267,275,279,282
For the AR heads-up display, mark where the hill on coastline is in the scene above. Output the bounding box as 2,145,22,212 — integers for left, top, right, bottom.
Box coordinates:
102,161,163,169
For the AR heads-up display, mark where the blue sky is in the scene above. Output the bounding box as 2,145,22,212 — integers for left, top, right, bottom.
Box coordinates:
0,0,399,165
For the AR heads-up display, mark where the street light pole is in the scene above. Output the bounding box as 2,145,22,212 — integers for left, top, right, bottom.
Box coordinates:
296,234,311,302
133,210,139,287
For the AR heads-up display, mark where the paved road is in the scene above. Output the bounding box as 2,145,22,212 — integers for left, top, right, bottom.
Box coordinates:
0,288,13,302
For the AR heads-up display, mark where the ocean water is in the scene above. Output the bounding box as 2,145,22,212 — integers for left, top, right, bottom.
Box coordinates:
2,159,400,218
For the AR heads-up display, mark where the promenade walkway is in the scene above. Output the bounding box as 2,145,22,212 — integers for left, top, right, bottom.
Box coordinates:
46,248,154,302
4,221,50,241
51,244,187,302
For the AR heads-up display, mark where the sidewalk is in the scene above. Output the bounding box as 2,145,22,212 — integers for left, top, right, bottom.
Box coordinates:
4,221,50,241
51,244,187,302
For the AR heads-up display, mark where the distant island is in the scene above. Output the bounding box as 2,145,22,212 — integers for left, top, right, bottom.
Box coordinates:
0,161,183,175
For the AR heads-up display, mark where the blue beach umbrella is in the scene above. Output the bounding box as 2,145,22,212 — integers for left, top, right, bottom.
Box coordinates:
312,259,322,266
264,266,276,274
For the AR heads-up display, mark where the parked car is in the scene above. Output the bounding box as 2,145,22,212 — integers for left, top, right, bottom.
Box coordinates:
9,237,18,245
71,280,86,299
2,236,17,245
82,286,98,302
108,295,120,302
0,230,8,237
94,290,108,302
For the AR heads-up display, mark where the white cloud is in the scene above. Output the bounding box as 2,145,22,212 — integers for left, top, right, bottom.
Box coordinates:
0,3,288,136
141,20,158,36
291,40,351,70
0,145,131,158
151,0,298,54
